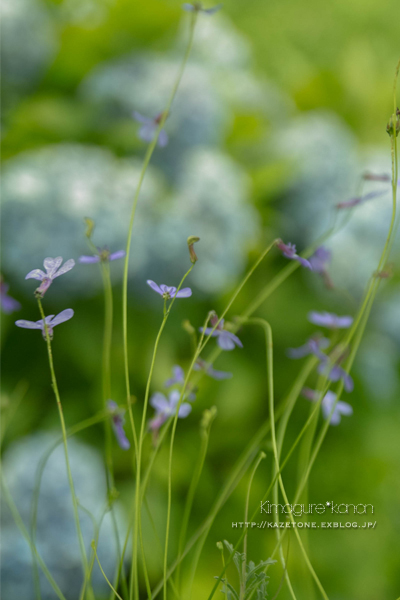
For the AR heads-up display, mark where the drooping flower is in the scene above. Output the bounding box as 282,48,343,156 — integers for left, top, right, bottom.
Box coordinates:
15,309,74,340
276,240,312,270
287,336,330,360
132,111,168,147
199,314,243,351
308,311,353,329
0,279,21,314
148,390,192,431
107,400,130,450
309,247,333,288
194,358,232,380
79,248,126,264
336,190,386,209
302,388,353,426
147,280,192,300
182,2,222,14
25,257,75,297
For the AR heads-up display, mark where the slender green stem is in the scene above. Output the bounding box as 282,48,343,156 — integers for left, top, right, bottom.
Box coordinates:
37,298,92,598
240,451,266,600
176,407,217,591
92,541,125,600
131,264,194,600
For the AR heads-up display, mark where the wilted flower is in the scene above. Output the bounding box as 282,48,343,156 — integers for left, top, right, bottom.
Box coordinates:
0,279,21,314
302,388,353,425
25,257,75,297
287,336,330,360
147,280,192,300
309,247,333,288
15,309,74,340
187,236,200,264
276,240,312,270
182,2,222,14
149,390,192,431
194,358,232,380
107,400,130,450
79,248,126,264
336,190,386,210
132,111,168,147
199,314,243,351
308,311,353,329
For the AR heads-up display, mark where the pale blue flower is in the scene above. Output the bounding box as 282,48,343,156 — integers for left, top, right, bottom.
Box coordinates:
276,241,312,270
194,358,232,380
308,311,353,329
200,314,243,351
149,390,192,431
25,257,75,296
15,309,74,340
0,279,21,314
303,388,353,425
147,280,192,300
133,111,168,147
107,400,130,450
79,248,125,264
287,336,330,360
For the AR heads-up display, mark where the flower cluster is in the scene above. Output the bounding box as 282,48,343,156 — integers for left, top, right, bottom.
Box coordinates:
288,309,355,424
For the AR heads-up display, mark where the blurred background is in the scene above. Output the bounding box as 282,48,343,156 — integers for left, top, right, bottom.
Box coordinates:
1,0,400,598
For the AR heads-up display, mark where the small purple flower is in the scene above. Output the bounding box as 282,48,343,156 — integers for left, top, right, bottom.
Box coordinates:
147,280,192,300
164,365,185,388
287,336,330,360
0,279,21,314
317,360,354,393
199,314,243,351
308,311,353,329
182,2,222,14
25,257,75,297
194,358,232,380
79,248,126,264
15,309,74,340
276,240,312,270
107,400,130,450
133,111,168,147
149,390,192,431
309,247,334,289
336,190,386,209
302,388,353,426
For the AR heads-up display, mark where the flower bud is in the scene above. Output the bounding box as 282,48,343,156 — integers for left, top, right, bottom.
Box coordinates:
386,108,400,137
187,236,200,263
84,217,95,239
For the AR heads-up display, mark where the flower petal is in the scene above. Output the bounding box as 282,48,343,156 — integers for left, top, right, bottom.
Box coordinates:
182,2,196,11
337,401,353,416
217,332,236,351
296,256,312,270
208,367,233,380
147,280,163,295
132,111,151,124
150,392,169,413
158,130,169,147
168,390,181,410
79,255,100,263
175,287,192,298
178,403,192,418
199,327,218,337
43,257,63,277
139,124,156,143
49,309,74,327
25,269,46,281
225,331,243,348
109,250,126,261
203,4,223,14
53,259,75,278
15,319,42,329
